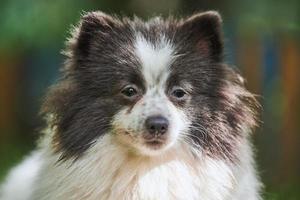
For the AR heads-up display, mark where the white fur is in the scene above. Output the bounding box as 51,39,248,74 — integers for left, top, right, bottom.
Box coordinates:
0,131,261,200
0,151,42,200
134,34,173,88
230,138,263,200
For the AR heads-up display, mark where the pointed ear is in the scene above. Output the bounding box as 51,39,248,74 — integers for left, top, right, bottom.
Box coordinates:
179,11,223,61
74,11,118,56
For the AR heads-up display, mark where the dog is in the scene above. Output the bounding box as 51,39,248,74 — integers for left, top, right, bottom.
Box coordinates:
0,11,262,200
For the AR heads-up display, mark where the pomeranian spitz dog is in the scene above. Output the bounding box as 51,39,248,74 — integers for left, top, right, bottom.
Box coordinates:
0,11,262,200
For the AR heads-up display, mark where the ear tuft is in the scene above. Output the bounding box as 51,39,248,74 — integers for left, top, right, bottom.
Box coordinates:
75,11,117,56
180,11,224,61
80,11,116,33
186,11,222,25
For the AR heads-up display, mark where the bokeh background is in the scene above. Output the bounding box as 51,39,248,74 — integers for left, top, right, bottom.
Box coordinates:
0,0,299,199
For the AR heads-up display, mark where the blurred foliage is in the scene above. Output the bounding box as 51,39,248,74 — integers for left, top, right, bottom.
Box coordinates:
0,0,299,52
234,0,299,34
0,0,133,52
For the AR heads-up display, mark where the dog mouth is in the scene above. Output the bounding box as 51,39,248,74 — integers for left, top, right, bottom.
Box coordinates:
121,130,169,151
144,138,166,149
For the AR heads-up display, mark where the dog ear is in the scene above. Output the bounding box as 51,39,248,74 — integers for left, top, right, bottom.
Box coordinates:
179,11,223,61
74,11,118,57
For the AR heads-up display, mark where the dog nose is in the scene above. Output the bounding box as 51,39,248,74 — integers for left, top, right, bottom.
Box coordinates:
145,116,169,135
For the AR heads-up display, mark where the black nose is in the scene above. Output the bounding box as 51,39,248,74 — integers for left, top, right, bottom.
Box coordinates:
145,116,169,135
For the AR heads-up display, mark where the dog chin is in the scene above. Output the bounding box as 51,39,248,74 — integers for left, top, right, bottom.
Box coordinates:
114,129,177,156
134,138,175,156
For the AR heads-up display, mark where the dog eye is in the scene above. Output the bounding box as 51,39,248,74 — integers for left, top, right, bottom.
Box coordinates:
172,88,187,99
121,86,138,97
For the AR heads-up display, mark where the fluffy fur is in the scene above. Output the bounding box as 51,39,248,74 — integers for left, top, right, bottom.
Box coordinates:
0,11,262,200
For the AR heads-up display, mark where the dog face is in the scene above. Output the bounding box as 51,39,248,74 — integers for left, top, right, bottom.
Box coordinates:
111,35,190,155
43,11,257,161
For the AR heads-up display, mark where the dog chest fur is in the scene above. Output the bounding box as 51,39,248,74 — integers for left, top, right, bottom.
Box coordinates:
16,134,256,200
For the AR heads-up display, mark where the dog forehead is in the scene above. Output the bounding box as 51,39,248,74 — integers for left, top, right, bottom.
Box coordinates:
134,34,174,88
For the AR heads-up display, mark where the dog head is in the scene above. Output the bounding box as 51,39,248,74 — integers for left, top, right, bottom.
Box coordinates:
43,11,258,161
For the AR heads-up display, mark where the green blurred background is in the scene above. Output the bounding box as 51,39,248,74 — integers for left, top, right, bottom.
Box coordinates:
0,0,299,199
